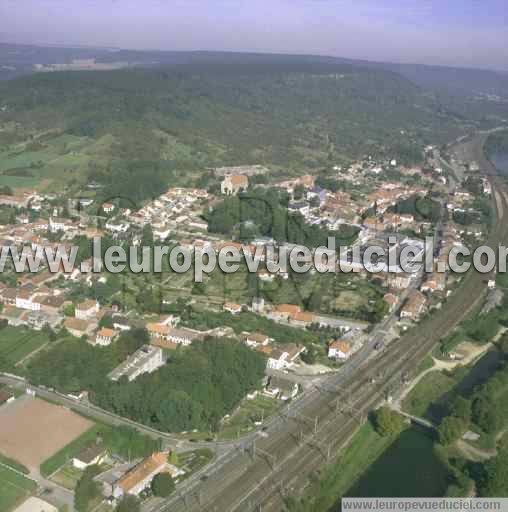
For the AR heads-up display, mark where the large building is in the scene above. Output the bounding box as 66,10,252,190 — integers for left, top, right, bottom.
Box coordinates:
108,345,164,382
221,174,249,195
113,452,168,498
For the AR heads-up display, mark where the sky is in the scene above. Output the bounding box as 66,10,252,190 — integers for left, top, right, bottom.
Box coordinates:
1,0,507,70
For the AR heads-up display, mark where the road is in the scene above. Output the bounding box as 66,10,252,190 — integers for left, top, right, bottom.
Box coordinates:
145,133,508,512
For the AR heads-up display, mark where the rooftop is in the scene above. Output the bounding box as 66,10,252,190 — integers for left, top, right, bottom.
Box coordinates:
117,452,167,493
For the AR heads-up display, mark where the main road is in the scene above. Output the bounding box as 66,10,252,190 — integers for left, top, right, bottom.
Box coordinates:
145,132,508,512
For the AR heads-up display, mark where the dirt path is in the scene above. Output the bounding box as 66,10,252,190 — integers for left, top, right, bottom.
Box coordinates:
456,440,496,461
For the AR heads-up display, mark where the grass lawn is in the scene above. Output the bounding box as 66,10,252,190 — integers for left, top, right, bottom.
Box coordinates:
0,466,36,512
218,394,281,440
0,453,30,475
401,370,458,419
0,326,50,368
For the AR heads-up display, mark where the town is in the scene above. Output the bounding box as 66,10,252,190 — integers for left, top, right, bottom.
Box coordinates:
0,142,496,511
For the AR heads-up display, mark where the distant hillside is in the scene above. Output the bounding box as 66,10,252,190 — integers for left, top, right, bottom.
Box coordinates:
0,55,469,170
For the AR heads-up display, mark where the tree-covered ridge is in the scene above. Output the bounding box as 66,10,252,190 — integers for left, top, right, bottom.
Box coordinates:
0,60,465,172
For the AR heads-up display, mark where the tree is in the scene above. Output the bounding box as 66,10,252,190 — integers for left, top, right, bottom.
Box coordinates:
115,495,140,512
472,395,501,434
449,396,472,423
0,354,9,371
371,407,405,437
74,465,101,512
300,345,317,365
151,472,176,497
438,416,467,446
478,445,508,497
63,304,75,317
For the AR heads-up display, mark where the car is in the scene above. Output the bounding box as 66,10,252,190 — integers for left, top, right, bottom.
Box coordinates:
373,341,384,350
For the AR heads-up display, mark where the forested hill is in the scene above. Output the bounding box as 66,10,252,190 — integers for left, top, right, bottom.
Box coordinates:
0,56,467,171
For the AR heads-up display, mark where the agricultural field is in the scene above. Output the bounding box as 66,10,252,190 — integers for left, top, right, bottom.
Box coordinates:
0,326,51,369
0,132,97,191
0,396,93,472
0,466,36,512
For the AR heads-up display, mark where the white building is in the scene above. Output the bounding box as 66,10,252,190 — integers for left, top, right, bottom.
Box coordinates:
15,291,41,311
108,346,164,382
49,217,72,233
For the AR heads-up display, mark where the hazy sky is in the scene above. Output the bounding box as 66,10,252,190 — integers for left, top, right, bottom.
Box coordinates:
1,0,507,70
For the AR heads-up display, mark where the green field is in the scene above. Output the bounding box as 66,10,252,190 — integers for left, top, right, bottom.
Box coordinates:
0,453,29,475
0,326,50,368
402,370,460,419
0,133,96,191
0,466,36,512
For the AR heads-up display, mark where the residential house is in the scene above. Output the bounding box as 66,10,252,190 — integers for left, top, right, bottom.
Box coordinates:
73,444,106,470
290,311,314,327
40,295,67,315
400,290,427,321
15,290,41,311
223,303,242,315
288,201,310,216
388,273,413,290
266,343,305,370
1,288,18,306
421,272,446,293
265,376,299,401
49,217,73,233
112,315,132,332
75,300,99,320
94,328,119,347
270,304,301,322
64,318,93,338
383,293,399,311
328,340,352,360
244,332,271,348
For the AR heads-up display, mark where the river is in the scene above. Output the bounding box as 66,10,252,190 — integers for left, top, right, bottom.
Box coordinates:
488,150,508,176
343,427,448,500
336,348,505,506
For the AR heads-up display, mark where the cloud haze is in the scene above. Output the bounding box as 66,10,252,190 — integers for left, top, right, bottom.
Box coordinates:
1,0,507,70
